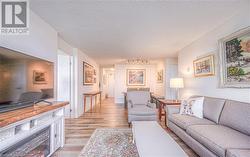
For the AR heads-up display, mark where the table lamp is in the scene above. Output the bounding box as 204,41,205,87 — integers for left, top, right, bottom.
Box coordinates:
170,78,184,101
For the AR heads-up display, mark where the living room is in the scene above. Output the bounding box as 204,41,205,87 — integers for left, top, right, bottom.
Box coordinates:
0,0,249,157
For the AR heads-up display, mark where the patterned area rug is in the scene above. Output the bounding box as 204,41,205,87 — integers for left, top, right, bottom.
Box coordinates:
79,128,139,157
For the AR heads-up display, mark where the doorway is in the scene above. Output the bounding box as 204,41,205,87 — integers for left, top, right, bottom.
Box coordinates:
57,50,73,118
102,68,115,98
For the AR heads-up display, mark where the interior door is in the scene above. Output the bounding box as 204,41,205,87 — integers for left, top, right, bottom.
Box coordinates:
107,71,115,97
57,52,72,118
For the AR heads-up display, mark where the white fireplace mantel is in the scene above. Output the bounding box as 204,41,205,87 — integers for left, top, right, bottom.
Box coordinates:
0,101,68,156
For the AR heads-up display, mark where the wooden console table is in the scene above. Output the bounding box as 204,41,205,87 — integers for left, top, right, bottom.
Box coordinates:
158,99,181,121
83,91,102,112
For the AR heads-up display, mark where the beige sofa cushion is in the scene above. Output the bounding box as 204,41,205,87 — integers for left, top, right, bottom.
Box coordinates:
203,97,225,123
128,105,157,116
168,114,215,130
219,100,250,135
187,125,250,157
226,149,250,157
127,91,150,105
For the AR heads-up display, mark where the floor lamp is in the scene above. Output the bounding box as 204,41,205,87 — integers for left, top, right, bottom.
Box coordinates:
170,78,184,101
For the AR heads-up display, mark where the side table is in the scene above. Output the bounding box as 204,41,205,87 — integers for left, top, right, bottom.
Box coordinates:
158,99,181,125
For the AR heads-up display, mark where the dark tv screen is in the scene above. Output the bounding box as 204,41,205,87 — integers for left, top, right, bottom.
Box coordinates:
0,47,54,112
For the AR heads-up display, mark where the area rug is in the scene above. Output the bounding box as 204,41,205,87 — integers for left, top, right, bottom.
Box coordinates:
79,128,139,157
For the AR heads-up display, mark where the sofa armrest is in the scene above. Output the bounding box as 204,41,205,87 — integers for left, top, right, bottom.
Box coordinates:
165,105,180,115
165,105,180,127
128,100,133,108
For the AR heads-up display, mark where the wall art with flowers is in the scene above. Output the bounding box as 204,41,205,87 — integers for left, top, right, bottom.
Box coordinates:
219,27,250,88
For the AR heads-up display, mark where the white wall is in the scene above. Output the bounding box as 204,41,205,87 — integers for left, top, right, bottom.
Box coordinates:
114,63,157,104
58,38,100,118
155,59,166,97
73,49,100,117
0,10,58,62
57,52,71,117
0,9,100,118
58,37,74,56
165,58,178,99
0,10,58,98
178,4,250,103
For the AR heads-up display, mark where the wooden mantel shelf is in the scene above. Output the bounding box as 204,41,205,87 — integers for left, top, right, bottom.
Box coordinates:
0,101,69,128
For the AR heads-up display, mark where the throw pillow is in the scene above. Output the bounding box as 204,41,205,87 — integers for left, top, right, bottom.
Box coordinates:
191,97,204,118
180,100,193,115
180,97,204,118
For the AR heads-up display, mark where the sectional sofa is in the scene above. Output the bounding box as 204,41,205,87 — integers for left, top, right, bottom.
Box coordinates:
166,96,250,157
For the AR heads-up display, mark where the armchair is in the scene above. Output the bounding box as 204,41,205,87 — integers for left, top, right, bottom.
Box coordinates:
127,91,157,123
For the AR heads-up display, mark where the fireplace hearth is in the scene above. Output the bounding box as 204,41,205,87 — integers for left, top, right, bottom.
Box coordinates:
0,127,50,157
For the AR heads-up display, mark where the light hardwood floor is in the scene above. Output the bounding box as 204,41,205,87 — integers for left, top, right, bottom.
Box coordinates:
52,98,198,157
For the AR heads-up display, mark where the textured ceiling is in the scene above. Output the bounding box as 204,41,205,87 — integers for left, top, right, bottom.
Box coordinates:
30,0,246,65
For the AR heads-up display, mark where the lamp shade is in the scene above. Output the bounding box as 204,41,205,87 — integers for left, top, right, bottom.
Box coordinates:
170,78,184,88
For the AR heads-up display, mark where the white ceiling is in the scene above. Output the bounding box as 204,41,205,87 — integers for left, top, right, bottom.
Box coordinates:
30,0,246,65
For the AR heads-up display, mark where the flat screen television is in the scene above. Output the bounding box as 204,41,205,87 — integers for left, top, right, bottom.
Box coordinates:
0,47,54,113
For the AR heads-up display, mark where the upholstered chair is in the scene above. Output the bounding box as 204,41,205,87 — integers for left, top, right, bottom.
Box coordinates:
127,91,157,123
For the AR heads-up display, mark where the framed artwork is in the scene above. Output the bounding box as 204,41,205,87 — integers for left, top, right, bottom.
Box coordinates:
157,69,163,83
33,71,47,84
193,55,215,77
127,69,146,86
219,27,250,88
83,62,96,85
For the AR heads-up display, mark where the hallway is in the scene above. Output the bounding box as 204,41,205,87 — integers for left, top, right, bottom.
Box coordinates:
53,98,129,157
53,98,197,157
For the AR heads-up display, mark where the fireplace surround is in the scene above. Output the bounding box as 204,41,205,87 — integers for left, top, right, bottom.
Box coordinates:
0,126,50,157
0,102,68,157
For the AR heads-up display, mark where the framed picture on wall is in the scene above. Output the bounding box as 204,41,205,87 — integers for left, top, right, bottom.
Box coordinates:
193,55,215,77
83,62,96,85
33,71,47,84
219,26,250,88
126,69,146,86
157,69,163,83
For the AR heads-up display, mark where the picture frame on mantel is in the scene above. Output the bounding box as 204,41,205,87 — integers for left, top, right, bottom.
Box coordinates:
219,26,250,88
83,62,96,85
126,69,146,86
193,55,215,77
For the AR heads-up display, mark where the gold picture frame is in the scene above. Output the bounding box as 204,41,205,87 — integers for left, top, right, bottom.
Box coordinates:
33,70,47,84
126,69,146,86
83,62,96,85
193,55,215,77
157,69,163,83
